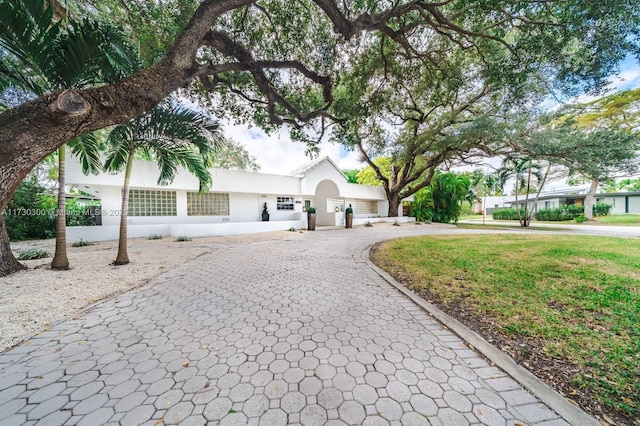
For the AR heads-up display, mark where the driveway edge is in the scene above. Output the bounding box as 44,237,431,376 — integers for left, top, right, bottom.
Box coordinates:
362,245,600,426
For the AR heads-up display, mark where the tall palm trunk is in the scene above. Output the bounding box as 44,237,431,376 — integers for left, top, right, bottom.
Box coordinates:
51,145,69,269
114,151,134,265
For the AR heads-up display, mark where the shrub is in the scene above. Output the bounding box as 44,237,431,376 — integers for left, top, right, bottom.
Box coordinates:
5,177,56,241
175,236,192,242
393,220,400,226
593,202,612,217
493,208,526,220
148,234,163,240
364,221,373,227
307,207,316,213
534,207,578,221
17,248,50,260
65,199,101,227
574,214,588,223
535,203,612,221
72,238,91,247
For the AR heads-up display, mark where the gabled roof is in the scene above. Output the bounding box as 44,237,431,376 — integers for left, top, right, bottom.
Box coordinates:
289,156,347,180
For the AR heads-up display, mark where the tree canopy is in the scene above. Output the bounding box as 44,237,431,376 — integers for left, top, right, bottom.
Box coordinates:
1,0,640,215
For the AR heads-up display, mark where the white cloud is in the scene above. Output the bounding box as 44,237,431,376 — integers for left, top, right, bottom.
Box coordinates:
224,124,365,174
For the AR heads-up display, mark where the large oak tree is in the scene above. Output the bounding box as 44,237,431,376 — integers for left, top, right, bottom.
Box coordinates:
1,0,639,273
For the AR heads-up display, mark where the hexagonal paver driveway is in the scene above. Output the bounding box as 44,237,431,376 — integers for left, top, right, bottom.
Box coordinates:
0,225,583,425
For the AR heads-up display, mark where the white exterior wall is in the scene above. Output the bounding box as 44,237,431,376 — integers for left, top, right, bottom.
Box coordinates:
65,155,396,239
300,160,347,195
629,196,640,213
596,196,622,214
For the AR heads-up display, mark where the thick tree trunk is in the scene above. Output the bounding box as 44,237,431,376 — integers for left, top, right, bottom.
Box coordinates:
51,146,69,270
584,178,598,221
0,215,25,277
387,192,400,217
114,153,134,265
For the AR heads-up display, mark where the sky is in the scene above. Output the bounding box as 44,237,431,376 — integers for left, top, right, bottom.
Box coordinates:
223,57,640,176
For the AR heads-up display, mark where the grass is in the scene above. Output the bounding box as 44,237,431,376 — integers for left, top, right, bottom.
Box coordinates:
371,234,640,418
455,223,568,232
595,214,640,225
461,214,640,226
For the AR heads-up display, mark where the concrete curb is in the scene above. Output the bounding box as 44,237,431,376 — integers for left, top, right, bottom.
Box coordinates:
362,245,600,426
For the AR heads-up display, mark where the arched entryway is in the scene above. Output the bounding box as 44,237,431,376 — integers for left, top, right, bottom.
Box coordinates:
314,179,341,226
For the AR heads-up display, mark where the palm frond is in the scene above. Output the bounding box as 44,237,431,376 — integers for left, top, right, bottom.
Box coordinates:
104,134,132,173
106,102,224,191
68,132,103,174
0,0,139,95
0,0,59,95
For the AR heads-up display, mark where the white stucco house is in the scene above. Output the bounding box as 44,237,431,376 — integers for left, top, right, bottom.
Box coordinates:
65,155,412,241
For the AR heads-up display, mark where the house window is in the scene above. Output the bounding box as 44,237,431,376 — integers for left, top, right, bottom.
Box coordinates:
187,192,229,216
128,189,176,216
277,196,294,210
332,198,345,212
354,199,378,214
545,201,550,209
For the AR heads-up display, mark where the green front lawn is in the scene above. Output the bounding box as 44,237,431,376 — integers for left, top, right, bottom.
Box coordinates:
595,214,640,225
371,234,639,421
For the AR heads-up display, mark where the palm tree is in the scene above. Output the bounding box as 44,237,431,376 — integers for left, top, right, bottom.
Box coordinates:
0,0,139,271
104,103,224,265
497,156,549,227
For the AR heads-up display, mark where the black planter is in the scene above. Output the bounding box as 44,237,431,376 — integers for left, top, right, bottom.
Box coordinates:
345,212,353,228
262,213,270,221
307,213,316,230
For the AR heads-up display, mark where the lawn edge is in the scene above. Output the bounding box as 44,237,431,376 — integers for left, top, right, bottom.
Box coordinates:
362,244,600,426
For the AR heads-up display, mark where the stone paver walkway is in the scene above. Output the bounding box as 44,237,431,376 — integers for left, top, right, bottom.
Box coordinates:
0,225,585,425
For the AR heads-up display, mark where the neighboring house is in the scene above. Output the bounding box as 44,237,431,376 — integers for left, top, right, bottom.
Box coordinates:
506,189,640,214
473,196,511,215
65,155,412,241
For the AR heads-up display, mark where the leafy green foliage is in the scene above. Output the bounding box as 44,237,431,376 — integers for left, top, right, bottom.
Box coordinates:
71,238,91,247
148,234,163,240
356,158,390,187
573,214,588,223
613,177,640,192
530,123,640,184
105,103,223,190
342,169,359,184
534,203,612,221
411,173,473,224
492,208,526,221
17,248,50,260
175,235,191,242
593,202,613,217
557,88,640,131
534,205,585,221
0,0,140,96
65,199,100,227
4,176,56,241
306,207,316,214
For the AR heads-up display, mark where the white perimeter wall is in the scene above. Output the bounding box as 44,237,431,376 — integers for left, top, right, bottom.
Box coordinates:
66,220,305,242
